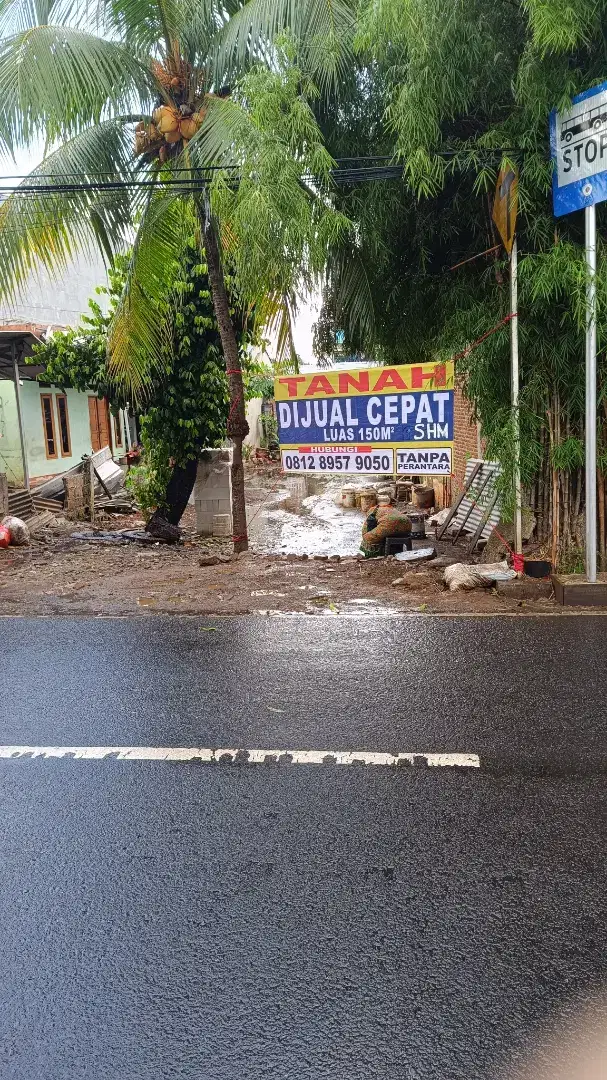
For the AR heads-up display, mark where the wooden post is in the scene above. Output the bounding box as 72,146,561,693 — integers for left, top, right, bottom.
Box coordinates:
82,456,95,522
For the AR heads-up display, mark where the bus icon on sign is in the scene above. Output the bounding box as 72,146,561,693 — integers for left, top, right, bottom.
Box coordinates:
561,104,607,143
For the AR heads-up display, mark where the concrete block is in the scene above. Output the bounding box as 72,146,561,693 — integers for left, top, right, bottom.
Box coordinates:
196,515,215,535
213,513,232,537
195,450,233,535
553,573,607,607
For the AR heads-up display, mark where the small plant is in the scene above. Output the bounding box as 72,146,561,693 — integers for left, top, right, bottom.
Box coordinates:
557,544,585,575
260,412,279,448
125,450,171,520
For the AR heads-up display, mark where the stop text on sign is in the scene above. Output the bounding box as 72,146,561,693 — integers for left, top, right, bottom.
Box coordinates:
551,81,607,217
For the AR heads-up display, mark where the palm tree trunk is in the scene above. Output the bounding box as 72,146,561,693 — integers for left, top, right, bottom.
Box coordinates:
196,200,249,553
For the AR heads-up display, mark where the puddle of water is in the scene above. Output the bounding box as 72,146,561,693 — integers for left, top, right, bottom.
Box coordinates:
338,600,401,615
248,476,365,557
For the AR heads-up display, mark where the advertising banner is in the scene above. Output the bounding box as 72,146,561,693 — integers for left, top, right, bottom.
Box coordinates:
275,361,454,475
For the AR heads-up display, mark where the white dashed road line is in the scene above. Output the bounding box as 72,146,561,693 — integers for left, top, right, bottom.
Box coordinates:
0,746,480,768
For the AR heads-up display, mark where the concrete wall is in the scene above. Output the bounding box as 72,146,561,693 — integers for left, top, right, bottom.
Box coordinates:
244,398,263,448
0,381,124,486
0,251,109,328
194,449,232,536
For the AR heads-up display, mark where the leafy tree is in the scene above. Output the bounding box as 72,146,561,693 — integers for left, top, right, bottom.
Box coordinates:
0,0,352,550
314,0,607,565
32,241,262,523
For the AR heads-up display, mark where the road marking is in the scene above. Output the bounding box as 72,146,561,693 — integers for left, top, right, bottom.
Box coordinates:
0,746,480,768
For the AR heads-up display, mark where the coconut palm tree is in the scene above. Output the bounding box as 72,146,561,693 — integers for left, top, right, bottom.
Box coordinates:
0,0,355,550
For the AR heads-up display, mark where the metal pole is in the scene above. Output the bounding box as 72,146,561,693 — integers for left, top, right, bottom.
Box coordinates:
12,342,29,491
511,237,523,570
585,204,597,582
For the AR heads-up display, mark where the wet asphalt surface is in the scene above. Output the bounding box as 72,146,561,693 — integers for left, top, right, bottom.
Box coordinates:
0,615,606,1079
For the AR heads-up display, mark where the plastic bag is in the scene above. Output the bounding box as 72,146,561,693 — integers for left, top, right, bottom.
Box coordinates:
1,515,30,546
444,560,516,591
428,507,451,528
0,524,10,548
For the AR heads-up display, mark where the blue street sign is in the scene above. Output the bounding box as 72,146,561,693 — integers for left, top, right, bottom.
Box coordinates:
550,80,607,217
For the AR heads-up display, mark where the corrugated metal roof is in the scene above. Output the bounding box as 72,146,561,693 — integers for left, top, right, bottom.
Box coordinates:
447,459,501,545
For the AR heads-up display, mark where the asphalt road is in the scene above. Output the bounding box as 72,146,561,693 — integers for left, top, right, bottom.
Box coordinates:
0,615,606,1079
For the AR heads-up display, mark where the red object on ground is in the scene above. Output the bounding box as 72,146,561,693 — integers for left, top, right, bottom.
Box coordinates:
0,525,10,548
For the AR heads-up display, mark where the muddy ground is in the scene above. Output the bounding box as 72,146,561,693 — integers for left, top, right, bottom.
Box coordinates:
0,467,561,617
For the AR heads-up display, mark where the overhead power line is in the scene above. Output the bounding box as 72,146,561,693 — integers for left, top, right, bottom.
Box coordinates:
0,149,530,195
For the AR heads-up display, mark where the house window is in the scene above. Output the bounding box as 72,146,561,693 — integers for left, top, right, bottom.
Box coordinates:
55,394,72,457
113,412,123,447
40,394,57,459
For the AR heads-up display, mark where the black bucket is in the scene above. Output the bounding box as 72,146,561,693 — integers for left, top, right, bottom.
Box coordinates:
408,512,426,540
524,559,552,578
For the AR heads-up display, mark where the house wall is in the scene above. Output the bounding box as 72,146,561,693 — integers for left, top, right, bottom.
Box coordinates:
0,382,23,487
0,381,124,486
244,398,263,447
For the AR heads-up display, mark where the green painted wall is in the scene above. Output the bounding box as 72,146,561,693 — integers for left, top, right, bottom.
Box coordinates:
0,381,124,487
0,381,23,486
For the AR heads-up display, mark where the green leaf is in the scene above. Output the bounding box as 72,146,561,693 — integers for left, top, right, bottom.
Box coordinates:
0,119,139,303
0,25,153,149
108,188,193,400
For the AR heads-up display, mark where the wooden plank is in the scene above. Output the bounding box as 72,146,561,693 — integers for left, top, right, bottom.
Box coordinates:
93,466,112,499
552,575,607,607
450,468,493,543
466,491,499,553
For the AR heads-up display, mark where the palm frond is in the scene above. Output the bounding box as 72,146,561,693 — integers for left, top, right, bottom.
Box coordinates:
329,247,376,349
256,289,299,369
185,93,246,166
0,118,141,303
0,25,154,151
107,0,176,56
174,0,235,68
108,188,193,399
0,0,99,35
210,0,356,91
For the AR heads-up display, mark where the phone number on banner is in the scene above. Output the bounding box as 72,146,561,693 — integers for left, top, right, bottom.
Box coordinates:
281,448,394,474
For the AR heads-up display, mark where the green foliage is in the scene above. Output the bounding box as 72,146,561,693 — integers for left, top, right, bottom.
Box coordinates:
0,0,355,400
193,39,353,360
32,237,256,509
260,411,279,447
314,0,607,532
124,457,169,519
243,358,275,401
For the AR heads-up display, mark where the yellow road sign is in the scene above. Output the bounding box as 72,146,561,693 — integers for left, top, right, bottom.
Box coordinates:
493,166,518,255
